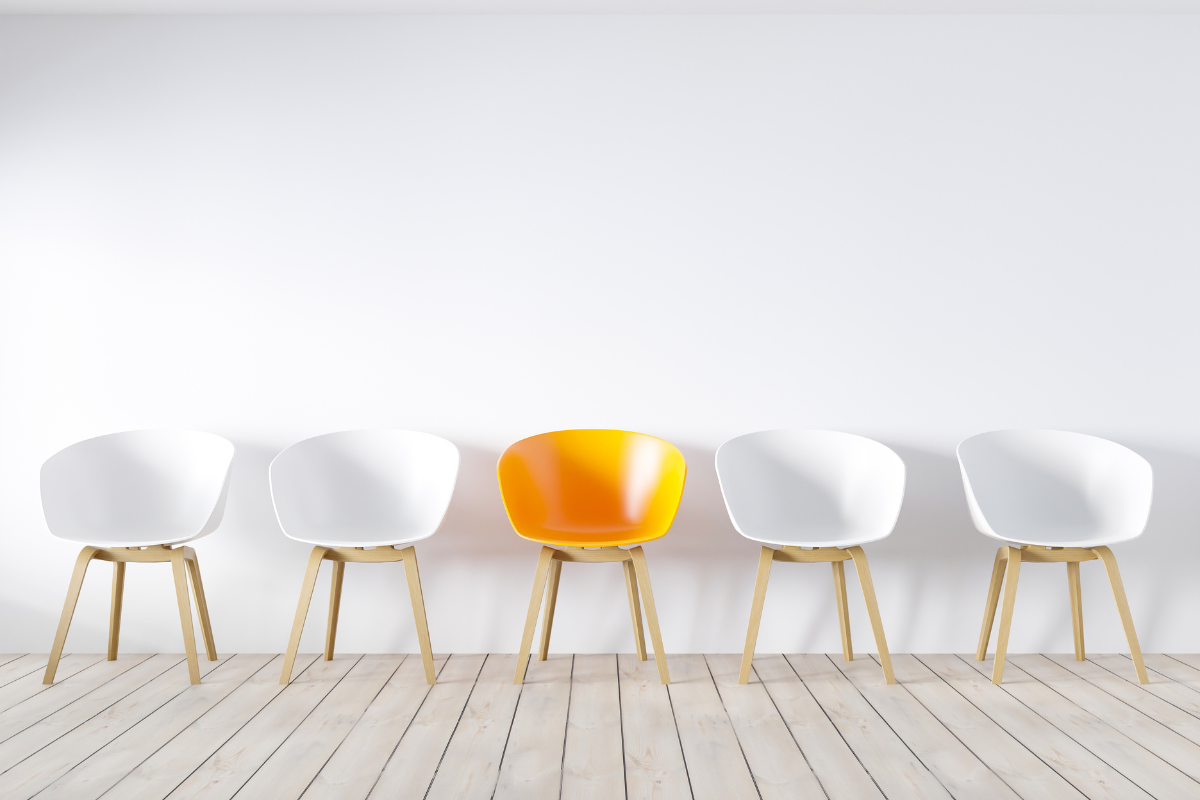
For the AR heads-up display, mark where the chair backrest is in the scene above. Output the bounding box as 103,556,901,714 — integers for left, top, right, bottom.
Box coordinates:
269,430,460,547
40,430,235,547
497,430,687,547
957,430,1152,547
716,430,906,547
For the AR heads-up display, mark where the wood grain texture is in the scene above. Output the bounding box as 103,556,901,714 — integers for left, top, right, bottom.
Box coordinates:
888,654,1084,800
561,654,623,800
165,654,359,800
494,654,572,800
965,655,1193,799
787,653,950,800
368,653,486,800
0,653,106,716
0,656,49,688
618,653,690,800
107,653,319,800
0,653,180,774
752,653,882,800
834,654,1018,800
302,654,448,800
0,654,227,799
666,654,759,800
1049,655,1200,747
706,654,825,800
921,654,1152,800
36,654,273,800
237,655,403,800
0,650,1195,800
1010,654,1200,784
425,653,523,800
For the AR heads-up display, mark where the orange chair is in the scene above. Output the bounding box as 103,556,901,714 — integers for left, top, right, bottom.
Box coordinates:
499,430,686,685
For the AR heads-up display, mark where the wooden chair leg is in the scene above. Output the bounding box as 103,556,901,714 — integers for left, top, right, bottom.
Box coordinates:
1092,546,1148,684
1067,561,1084,661
400,546,437,685
832,559,853,662
325,561,345,661
847,547,894,685
623,560,647,661
629,546,670,685
992,546,1022,685
185,552,217,661
45,546,99,684
538,559,562,661
514,547,556,685
739,546,773,684
281,547,328,684
170,548,201,685
108,561,126,661
976,547,1007,660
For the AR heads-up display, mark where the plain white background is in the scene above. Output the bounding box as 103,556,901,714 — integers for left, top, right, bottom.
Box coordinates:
2,13,1198,657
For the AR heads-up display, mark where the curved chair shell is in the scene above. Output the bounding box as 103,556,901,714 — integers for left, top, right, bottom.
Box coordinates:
497,429,687,547
269,430,460,548
957,429,1152,549
715,429,905,548
40,429,235,548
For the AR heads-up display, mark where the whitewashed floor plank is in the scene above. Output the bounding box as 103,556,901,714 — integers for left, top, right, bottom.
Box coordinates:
367,653,486,800
618,653,691,800
561,654,623,800
888,655,1084,800
163,654,359,800
302,654,448,800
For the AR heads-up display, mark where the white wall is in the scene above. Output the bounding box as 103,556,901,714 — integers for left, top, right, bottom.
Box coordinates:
2,13,1199,658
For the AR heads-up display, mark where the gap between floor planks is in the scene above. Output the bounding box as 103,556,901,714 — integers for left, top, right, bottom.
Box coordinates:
0,654,1197,800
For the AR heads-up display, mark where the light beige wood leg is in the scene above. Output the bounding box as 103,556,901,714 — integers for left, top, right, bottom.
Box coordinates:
992,546,1022,685
623,560,647,660
739,546,774,685
281,547,328,684
1067,560,1084,661
325,560,345,661
976,547,1007,660
832,559,853,662
538,559,562,661
185,552,217,661
514,546,556,684
170,548,201,685
1092,546,1148,684
847,547,894,685
400,546,436,685
45,546,99,684
108,561,125,661
630,546,670,685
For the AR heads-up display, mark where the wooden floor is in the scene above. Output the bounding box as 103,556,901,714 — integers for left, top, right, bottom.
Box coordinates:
0,652,1198,799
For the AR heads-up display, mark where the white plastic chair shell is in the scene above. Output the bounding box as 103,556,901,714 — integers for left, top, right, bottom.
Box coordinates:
957,429,1153,549
715,430,906,548
269,430,460,548
40,430,235,549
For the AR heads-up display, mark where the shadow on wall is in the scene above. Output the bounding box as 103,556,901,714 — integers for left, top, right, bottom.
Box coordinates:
1113,442,1200,650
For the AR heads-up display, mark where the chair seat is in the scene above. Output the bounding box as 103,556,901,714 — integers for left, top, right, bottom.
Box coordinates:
983,531,1126,549
48,532,203,549
737,530,892,549
515,527,664,548
280,529,435,549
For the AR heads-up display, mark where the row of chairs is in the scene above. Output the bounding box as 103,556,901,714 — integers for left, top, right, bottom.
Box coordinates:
38,428,1152,689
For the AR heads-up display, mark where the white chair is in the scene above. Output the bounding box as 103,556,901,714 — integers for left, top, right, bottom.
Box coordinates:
271,430,459,685
959,429,1152,685
716,430,905,685
41,430,234,685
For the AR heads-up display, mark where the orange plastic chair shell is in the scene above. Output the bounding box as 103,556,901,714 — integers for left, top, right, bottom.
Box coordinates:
497,430,687,548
